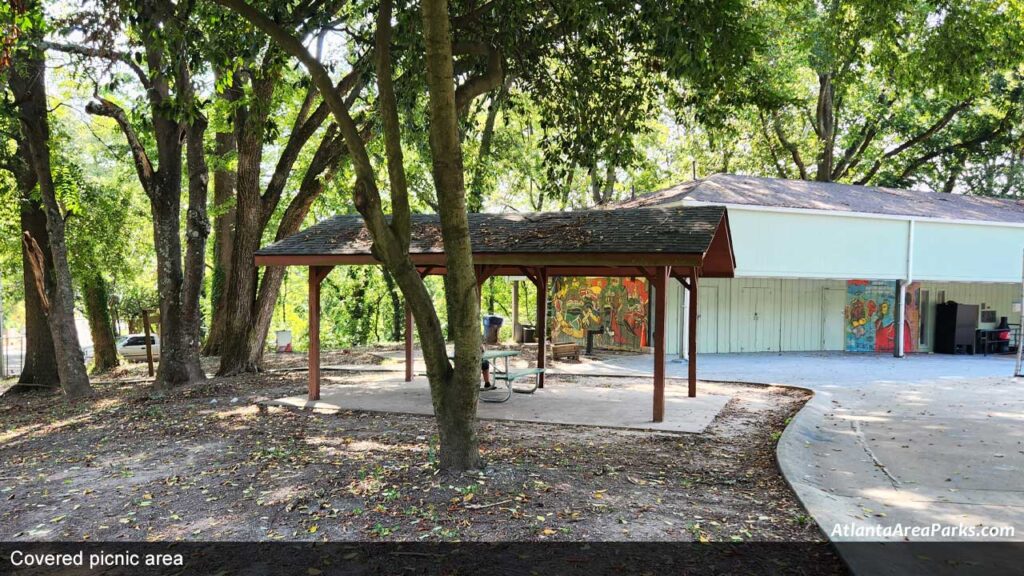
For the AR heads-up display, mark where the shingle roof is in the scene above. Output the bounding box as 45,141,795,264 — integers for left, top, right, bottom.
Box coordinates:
257,205,728,257
617,173,1024,224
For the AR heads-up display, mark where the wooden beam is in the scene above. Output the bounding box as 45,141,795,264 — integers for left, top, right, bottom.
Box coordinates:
688,266,699,398
653,266,668,422
637,266,656,283
670,268,691,290
536,268,548,388
404,303,414,382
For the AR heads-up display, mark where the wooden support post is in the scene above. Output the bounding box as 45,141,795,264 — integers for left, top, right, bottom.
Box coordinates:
142,309,155,378
653,266,668,422
404,303,414,382
688,267,699,398
536,268,548,388
512,280,520,340
308,266,328,401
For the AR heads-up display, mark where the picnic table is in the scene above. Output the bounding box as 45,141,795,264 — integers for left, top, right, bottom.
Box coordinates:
448,349,544,403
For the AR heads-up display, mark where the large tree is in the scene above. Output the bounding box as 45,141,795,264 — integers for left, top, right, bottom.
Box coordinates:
0,118,60,390
55,0,209,387
3,0,92,397
196,4,364,374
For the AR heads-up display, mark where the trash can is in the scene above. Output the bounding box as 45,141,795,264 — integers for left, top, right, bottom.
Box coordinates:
483,315,504,344
520,324,536,344
275,329,293,353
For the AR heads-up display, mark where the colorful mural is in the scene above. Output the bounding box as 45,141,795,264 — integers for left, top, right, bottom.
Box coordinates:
845,280,920,353
551,277,649,351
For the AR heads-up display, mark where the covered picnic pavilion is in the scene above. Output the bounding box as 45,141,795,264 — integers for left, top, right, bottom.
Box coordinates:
253,205,736,423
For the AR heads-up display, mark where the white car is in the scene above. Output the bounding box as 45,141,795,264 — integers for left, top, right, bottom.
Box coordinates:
117,334,160,361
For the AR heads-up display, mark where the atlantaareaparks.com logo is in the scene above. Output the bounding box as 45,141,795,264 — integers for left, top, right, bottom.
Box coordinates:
831,523,1016,539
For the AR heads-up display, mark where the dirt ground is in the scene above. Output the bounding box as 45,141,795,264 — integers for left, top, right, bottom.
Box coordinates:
0,351,846,572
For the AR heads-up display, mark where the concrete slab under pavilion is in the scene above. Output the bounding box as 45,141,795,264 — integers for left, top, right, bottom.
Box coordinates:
263,372,731,433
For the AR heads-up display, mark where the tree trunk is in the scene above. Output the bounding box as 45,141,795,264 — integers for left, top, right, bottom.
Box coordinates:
215,213,263,374
218,128,348,374
12,190,60,391
8,39,93,398
83,273,119,373
815,73,836,182
182,114,209,380
202,89,239,356
383,270,403,342
216,73,277,375
212,0,485,471
421,0,483,470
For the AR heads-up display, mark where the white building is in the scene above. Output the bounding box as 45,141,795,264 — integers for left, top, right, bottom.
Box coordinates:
619,174,1024,356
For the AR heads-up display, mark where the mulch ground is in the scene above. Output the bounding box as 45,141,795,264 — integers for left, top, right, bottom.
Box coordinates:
0,351,846,572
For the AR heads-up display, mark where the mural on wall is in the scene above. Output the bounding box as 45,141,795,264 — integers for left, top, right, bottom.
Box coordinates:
551,277,649,351
845,280,920,353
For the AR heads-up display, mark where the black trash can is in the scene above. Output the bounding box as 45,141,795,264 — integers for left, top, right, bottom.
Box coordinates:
520,324,536,344
483,315,504,344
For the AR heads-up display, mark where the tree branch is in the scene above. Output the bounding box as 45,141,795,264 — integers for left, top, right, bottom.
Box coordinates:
260,57,368,224
758,110,789,179
376,0,411,251
895,118,1011,184
41,40,151,90
772,113,808,180
454,43,503,116
84,97,155,196
856,100,972,184
211,0,386,232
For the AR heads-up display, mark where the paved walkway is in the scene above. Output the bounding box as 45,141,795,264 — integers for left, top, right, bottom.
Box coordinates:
556,351,1024,574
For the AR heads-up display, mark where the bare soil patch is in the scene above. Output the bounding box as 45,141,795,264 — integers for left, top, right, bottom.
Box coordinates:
0,355,844,571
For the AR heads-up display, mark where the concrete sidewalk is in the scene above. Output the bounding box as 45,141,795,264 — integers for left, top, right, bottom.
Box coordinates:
550,351,1024,574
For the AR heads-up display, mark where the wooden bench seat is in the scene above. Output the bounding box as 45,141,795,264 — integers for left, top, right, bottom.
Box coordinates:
550,342,580,361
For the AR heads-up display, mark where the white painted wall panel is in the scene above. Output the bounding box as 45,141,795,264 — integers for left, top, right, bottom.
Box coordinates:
728,210,908,279
912,222,1024,283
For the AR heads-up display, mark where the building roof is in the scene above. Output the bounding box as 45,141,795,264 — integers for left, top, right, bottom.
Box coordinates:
255,206,736,277
617,173,1024,224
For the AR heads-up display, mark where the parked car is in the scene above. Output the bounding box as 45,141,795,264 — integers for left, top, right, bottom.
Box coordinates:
117,334,160,361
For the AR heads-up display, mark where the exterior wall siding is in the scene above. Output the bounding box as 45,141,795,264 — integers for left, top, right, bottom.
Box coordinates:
659,205,1024,356
670,277,1020,355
